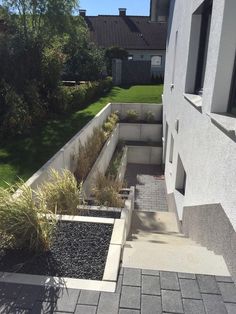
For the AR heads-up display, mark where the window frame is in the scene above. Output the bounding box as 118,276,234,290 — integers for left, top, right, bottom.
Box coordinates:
151,55,162,67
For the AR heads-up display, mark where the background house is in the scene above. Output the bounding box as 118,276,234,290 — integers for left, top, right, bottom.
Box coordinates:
79,0,169,79
163,0,236,281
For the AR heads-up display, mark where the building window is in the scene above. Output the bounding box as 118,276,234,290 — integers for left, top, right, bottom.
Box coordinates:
128,55,133,61
151,55,162,67
194,0,212,95
175,155,187,195
169,134,174,163
228,53,236,115
185,0,212,95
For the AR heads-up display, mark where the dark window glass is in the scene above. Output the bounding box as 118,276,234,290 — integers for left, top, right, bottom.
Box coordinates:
228,54,236,115
195,0,212,95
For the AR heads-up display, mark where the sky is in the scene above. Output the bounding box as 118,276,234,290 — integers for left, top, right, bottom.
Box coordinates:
79,0,150,16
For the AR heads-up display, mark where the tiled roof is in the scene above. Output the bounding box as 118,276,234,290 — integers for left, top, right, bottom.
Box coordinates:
84,15,168,50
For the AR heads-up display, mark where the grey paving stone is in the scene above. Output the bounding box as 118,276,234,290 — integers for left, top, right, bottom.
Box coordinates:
179,279,201,299
225,303,236,314
161,290,183,313
142,269,159,276
141,295,162,314
197,275,220,294
119,310,140,314
14,285,46,310
53,288,80,312
78,290,100,306
178,273,196,280
202,294,227,314
75,304,97,314
123,268,141,287
218,282,236,303
120,286,141,309
215,276,233,283
160,271,180,290
115,274,123,294
97,292,119,314
183,299,206,314
142,275,160,295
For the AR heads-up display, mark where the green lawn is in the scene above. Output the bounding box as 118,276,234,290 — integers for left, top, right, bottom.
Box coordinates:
0,85,163,187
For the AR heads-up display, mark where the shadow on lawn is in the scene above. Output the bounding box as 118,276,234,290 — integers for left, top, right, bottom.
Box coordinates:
0,110,94,185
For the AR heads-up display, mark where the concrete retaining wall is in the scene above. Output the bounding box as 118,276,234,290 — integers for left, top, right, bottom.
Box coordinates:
26,103,112,190
111,103,163,122
127,146,162,165
83,126,119,197
182,203,236,283
119,123,162,142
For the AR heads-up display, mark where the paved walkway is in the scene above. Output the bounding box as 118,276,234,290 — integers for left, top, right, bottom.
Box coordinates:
1,268,236,313
124,164,168,212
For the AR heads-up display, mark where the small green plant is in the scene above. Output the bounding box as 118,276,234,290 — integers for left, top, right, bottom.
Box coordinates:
0,182,56,252
144,111,155,123
37,169,84,215
93,174,124,208
126,110,139,122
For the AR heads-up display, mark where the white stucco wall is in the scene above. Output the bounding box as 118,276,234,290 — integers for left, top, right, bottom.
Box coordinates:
163,0,236,229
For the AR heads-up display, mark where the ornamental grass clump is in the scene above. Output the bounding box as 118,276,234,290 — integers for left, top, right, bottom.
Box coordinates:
103,112,119,136
37,169,83,215
75,127,107,181
144,111,155,123
0,183,56,252
93,173,124,208
126,110,139,122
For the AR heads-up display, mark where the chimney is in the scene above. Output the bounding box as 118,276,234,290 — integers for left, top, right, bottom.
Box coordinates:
150,0,170,22
119,8,127,16
79,9,86,17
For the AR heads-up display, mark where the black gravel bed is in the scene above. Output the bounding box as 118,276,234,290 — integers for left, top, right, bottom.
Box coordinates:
80,210,121,219
0,221,113,280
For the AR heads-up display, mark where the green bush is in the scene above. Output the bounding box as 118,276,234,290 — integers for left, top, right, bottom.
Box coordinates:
37,169,84,215
0,86,32,136
102,112,119,136
0,182,56,252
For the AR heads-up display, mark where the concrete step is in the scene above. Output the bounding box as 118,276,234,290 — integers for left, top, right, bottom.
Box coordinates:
129,232,202,247
122,241,230,276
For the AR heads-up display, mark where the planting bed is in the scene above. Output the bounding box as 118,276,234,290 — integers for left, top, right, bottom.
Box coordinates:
0,221,112,281
80,210,121,219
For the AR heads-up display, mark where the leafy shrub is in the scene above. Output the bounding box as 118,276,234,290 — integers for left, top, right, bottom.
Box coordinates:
37,169,83,215
0,182,56,252
144,111,155,123
93,174,124,208
1,86,32,136
126,110,139,123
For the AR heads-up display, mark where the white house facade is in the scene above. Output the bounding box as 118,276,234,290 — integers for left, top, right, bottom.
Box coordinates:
163,0,236,280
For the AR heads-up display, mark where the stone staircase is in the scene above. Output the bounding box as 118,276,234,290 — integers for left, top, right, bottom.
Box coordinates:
122,211,230,276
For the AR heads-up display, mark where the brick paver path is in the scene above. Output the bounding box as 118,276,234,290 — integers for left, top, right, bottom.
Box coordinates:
125,164,168,212
1,268,236,313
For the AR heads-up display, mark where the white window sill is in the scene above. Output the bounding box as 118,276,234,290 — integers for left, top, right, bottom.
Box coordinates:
184,93,202,112
208,113,236,142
